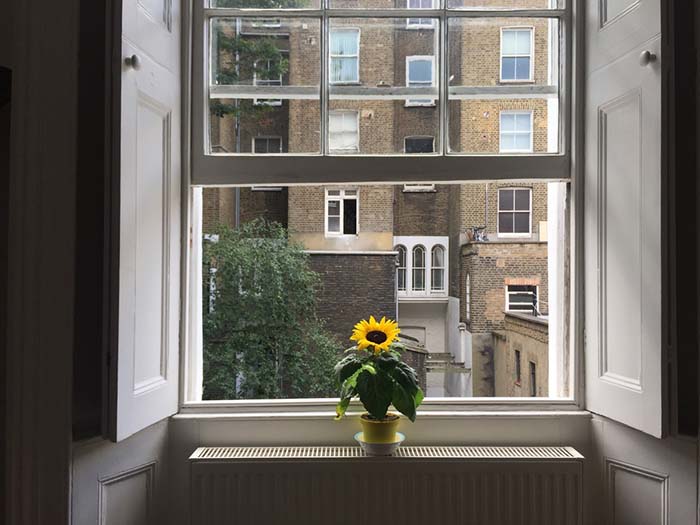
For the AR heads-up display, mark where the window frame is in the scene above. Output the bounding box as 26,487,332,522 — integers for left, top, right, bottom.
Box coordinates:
499,110,534,154
252,56,285,107
324,187,359,236
497,187,532,238
191,4,571,185
505,284,539,313
430,244,446,292
406,0,435,30
252,135,284,154
183,0,583,414
500,26,534,83
329,27,361,85
405,55,436,107
396,244,407,292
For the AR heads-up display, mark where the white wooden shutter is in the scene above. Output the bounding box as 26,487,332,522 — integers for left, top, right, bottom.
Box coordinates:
110,0,181,441
584,0,665,437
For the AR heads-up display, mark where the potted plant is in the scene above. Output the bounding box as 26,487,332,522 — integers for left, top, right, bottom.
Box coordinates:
334,316,424,448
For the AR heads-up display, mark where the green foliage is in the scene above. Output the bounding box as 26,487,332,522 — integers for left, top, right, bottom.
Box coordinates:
202,219,339,400
334,347,424,422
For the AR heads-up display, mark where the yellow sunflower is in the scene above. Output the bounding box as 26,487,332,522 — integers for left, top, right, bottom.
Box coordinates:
350,315,401,353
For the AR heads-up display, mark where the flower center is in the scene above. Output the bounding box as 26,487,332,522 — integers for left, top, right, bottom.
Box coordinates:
366,330,388,345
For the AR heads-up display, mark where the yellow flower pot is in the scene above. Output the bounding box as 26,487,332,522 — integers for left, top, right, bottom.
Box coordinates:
359,413,400,443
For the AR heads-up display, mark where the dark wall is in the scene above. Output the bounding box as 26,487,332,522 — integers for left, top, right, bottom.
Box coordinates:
393,184,451,236
0,65,11,525
308,254,397,346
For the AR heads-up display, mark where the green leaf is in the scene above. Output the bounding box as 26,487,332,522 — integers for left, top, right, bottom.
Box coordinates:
391,382,417,422
340,364,375,392
334,354,363,383
356,369,393,420
414,387,425,408
374,351,399,372
334,386,356,420
389,361,421,398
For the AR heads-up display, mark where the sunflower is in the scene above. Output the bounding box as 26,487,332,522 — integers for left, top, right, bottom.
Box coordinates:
350,315,401,353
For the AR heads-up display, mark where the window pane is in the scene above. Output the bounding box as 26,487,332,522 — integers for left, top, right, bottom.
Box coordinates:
210,0,320,8
514,189,530,210
447,18,559,154
498,212,513,233
499,189,514,210
408,59,432,82
448,0,559,9
513,211,530,233
343,199,357,234
405,137,434,153
209,18,320,154
195,181,569,400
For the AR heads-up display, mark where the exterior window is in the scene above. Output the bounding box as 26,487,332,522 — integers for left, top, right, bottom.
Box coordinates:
253,57,284,106
251,19,281,28
407,0,434,28
329,110,359,152
501,27,533,82
465,273,471,321
253,136,283,154
405,136,434,153
325,188,358,235
498,188,531,236
514,349,521,385
529,362,537,397
396,245,407,291
412,245,426,291
500,111,533,153
430,245,445,291
506,284,538,313
406,56,435,106
403,183,435,192
330,28,359,84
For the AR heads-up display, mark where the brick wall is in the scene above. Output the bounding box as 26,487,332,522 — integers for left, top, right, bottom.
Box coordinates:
461,240,548,333
307,253,397,345
393,184,451,236
202,187,237,233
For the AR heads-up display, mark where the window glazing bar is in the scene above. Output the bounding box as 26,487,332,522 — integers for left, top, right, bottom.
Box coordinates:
203,8,566,19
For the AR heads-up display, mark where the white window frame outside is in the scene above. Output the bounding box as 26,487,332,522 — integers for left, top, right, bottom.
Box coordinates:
185,1,580,414
405,55,436,107
505,284,539,313
500,26,534,83
252,135,283,154
403,183,436,192
497,187,532,238
465,273,471,321
396,245,407,292
253,57,285,106
324,188,359,236
394,236,449,299
430,245,446,292
499,111,534,153
330,27,360,84
329,110,360,153
406,0,435,29
251,18,282,28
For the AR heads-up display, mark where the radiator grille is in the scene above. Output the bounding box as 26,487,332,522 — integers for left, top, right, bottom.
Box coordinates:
190,445,582,461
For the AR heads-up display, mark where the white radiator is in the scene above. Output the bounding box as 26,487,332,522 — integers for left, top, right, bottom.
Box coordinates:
189,446,583,525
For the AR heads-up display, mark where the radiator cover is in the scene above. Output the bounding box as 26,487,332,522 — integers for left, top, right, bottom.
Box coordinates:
190,446,583,525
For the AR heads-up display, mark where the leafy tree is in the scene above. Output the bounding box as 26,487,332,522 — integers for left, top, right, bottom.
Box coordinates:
203,219,339,400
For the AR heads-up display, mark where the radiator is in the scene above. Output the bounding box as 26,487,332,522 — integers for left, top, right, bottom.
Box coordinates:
190,446,583,525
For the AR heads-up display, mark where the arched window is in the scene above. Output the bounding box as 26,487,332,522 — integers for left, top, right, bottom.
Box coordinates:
412,245,425,291
395,245,407,292
431,245,445,291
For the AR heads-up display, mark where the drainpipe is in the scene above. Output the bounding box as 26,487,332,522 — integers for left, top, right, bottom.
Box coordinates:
484,182,489,234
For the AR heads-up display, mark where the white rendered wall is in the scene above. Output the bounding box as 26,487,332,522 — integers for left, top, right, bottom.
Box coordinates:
398,301,448,354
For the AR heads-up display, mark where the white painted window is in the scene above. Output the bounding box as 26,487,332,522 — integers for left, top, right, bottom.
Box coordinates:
330,28,360,84
406,56,435,106
506,284,538,313
500,27,533,82
251,18,281,28
500,111,533,153
407,0,434,29
430,245,445,291
465,273,471,321
403,183,435,192
412,245,426,291
253,136,283,154
325,188,358,235
396,245,407,291
329,110,359,152
253,57,284,106
498,188,532,237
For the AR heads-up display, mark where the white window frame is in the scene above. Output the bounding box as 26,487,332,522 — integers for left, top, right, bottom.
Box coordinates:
405,55,436,107
499,110,534,153
412,245,426,292
253,57,285,106
186,1,580,414
430,244,446,292
505,284,539,313
465,273,471,321
497,187,532,238
406,0,435,29
500,26,534,83
251,18,282,28
329,27,360,84
252,135,283,154
394,236,449,299
324,188,359,236
328,110,360,153
396,244,407,292
403,183,436,192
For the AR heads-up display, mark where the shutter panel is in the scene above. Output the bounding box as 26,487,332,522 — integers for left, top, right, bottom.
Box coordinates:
584,0,665,437
108,0,181,441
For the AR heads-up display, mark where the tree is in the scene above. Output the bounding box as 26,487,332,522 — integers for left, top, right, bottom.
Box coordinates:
202,219,339,400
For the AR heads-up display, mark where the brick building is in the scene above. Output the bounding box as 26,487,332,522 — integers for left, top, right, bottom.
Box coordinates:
202,2,558,396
